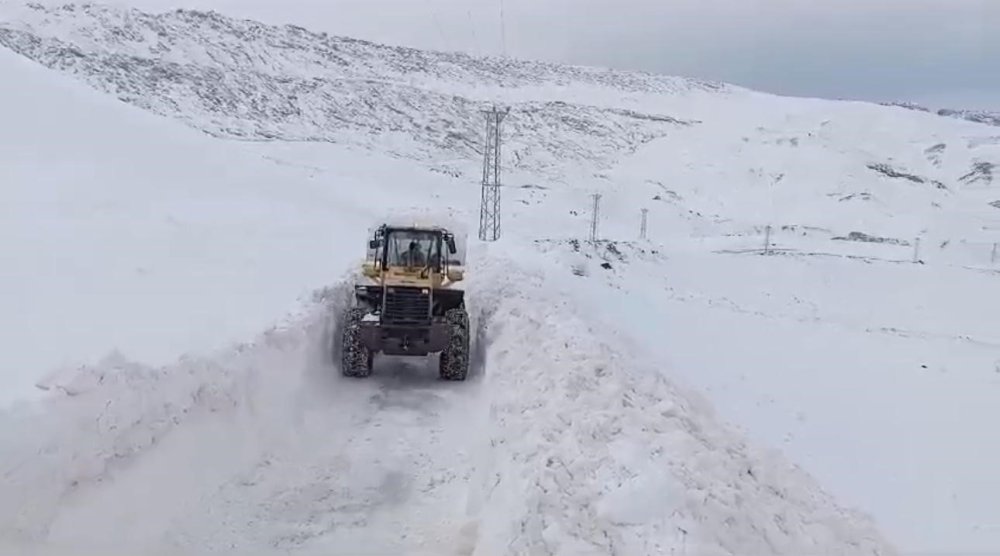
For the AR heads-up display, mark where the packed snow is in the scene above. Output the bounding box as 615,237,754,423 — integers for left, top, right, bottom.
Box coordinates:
2,2,1000,555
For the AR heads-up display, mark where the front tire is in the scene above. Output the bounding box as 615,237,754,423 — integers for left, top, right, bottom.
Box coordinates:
439,307,469,381
341,307,373,378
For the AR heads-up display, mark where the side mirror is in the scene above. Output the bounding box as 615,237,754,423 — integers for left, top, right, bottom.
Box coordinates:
369,239,379,249
446,236,457,254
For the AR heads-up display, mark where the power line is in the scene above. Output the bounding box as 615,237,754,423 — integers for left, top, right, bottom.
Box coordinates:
424,0,449,51
498,0,507,56
467,10,480,55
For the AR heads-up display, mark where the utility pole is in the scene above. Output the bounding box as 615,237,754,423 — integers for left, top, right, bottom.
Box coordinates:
479,105,510,242
589,193,602,241
639,208,649,240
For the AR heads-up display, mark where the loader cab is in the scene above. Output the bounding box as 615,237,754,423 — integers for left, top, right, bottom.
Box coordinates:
364,224,464,286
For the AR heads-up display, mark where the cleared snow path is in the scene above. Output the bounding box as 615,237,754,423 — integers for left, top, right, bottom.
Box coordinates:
0,277,486,555
0,257,894,555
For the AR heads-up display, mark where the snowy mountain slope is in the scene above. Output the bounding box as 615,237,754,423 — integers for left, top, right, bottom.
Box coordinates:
1,2,998,555
235,87,1000,267
0,2,726,94
3,2,996,226
0,3,703,181
601,97,1000,245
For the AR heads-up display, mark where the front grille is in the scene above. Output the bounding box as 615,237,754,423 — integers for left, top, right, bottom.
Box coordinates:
382,287,431,325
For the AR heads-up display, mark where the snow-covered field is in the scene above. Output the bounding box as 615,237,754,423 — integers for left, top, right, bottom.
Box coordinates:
2,2,1000,554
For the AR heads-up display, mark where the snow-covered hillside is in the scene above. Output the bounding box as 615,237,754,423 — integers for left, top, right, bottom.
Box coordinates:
2,2,1000,555
1,2,996,233
0,2,710,182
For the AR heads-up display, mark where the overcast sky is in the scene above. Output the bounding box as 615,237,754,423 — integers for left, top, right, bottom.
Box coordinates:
122,0,1000,109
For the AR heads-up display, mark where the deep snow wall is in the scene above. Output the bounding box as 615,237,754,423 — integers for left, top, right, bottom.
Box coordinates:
0,282,345,546
465,252,895,556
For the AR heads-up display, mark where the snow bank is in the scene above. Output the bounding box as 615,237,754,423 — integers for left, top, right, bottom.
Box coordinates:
0,271,490,555
0,281,346,545
0,247,897,555
527,237,1000,554
465,253,895,556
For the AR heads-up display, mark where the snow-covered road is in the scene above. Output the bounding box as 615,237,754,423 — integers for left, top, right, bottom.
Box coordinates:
1,278,489,555
0,257,895,555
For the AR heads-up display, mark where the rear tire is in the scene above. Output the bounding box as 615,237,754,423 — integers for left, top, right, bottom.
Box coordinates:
439,307,469,381
341,307,373,378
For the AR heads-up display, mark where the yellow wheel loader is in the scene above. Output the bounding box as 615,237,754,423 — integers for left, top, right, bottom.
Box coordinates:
339,223,469,380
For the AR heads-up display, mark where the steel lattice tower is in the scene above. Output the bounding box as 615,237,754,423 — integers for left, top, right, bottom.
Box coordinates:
589,193,602,241
479,106,509,242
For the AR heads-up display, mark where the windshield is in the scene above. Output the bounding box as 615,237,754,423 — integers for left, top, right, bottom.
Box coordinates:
385,229,440,268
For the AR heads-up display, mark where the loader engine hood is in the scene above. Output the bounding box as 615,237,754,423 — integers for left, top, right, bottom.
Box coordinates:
361,265,464,288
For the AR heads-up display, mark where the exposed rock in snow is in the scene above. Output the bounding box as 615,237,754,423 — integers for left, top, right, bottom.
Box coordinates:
880,101,931,113
924,143,946,167
938,108,1000,128
832,231,911,246
866,162,948,190
880,101,999,128
960,161,995,186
